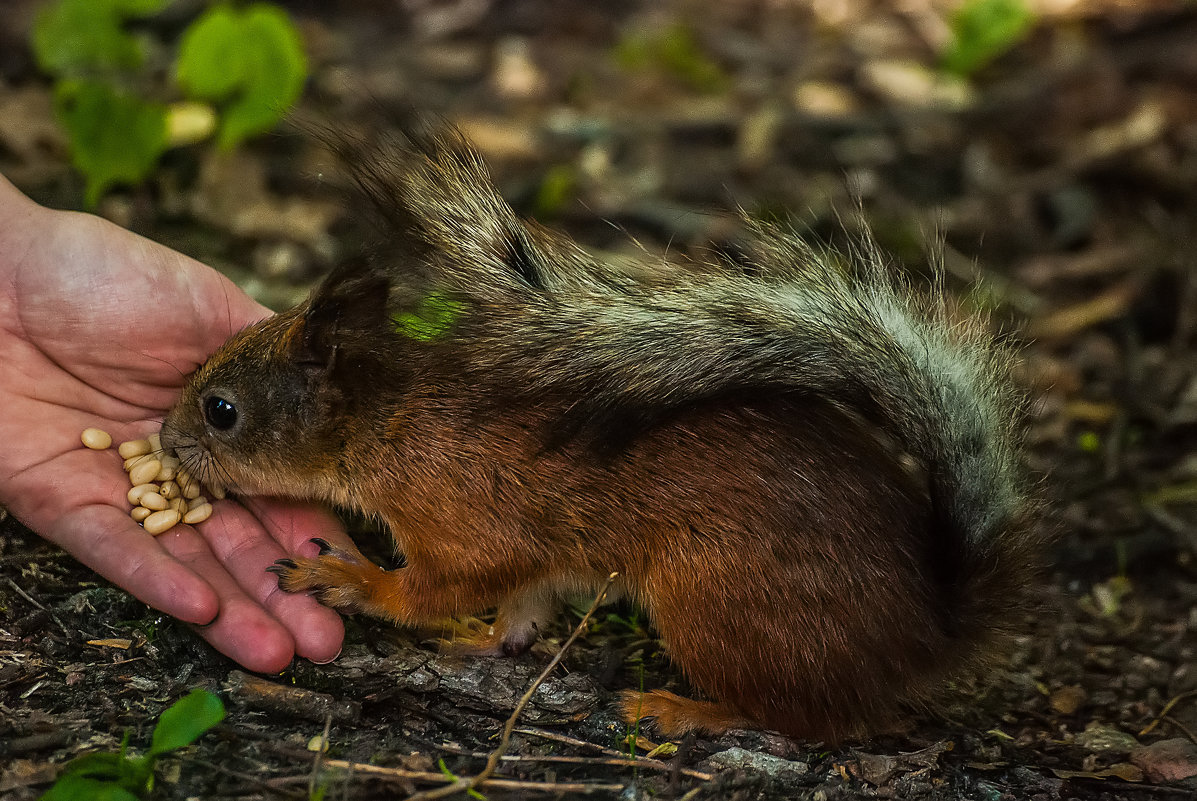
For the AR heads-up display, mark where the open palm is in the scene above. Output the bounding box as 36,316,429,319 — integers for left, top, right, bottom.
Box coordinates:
0,176,345,671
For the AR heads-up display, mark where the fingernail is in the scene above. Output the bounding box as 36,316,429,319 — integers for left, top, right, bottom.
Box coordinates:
311,647,342,665
192,611,220,629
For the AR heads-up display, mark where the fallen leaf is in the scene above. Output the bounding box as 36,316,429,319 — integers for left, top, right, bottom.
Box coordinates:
86,638,132,649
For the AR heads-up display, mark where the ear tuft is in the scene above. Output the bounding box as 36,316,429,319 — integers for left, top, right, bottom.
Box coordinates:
303,115,554,292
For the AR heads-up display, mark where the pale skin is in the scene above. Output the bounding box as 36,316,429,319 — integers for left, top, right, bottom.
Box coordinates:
0,175,348,672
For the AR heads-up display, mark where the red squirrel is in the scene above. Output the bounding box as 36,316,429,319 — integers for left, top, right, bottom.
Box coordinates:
161,119,1040,742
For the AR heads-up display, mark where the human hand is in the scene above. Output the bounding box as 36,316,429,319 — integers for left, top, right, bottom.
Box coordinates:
0,176,346,671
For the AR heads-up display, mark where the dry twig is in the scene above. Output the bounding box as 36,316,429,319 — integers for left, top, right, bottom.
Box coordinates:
273,763,623,795
1139,690,1197,737
437,743,714,782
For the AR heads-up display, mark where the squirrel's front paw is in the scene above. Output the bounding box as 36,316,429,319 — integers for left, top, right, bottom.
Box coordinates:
268,538,382,614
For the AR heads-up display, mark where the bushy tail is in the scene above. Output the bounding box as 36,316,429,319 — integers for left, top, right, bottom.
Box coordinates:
481,221,1038,640
319,121,1039,643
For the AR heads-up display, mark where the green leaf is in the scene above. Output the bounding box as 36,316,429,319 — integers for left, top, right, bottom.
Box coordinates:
175,7,243,98
392,292,466,342
57,752,128,782
54,79,168,206
941,0,1035,77
30,0,165,76
113,0,171,13
148,689,225,756
176,3,308,149
55,751,153,795
39,774,141,801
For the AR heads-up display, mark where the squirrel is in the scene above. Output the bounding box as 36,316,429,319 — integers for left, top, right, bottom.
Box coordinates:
160,118,1041,743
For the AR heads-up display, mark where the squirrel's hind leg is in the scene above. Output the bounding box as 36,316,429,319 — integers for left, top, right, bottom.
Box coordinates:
619,689,750,737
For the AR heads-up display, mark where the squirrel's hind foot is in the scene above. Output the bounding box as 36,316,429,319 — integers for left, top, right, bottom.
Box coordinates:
619,689,750,738
433,615,537,657
437,586,556,656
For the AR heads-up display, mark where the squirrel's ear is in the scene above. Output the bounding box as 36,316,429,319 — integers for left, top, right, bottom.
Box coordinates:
292,258,391,369
310,117,546,291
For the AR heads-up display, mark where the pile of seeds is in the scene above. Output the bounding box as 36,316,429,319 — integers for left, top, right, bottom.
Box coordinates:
81,427,221,535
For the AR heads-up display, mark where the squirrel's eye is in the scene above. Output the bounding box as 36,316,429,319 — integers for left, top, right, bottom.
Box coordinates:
203,396,239,431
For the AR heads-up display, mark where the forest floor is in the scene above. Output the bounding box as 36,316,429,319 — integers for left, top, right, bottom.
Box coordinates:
2,1,1196,799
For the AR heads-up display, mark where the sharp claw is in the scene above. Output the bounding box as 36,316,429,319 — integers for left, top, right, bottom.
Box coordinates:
310,537,332,554
267,559,298,576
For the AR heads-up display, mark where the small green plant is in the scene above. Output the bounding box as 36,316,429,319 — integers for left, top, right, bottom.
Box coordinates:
175,3,307,150
531,164,577,218
30,0,307,205
940,0,1036,77
436,760,485,801
40,688,225,801
614,22,728,93
1076,430,1101,453
602,607,643,634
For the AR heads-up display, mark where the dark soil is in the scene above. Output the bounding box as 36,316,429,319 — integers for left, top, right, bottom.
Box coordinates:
3,1,1197,799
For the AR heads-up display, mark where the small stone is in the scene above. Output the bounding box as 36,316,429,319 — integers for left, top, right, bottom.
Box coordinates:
706,747,809,780
792,80,859,118
858,59,974,111
1049,684,1087,715
736,103,783,170
491,37,546,100
1130,738,1197,783
1074,723,1139,755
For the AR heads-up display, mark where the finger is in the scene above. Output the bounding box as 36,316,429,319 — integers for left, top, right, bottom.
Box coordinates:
156,522,300,673
50,504,219,626
240,497,355,555
196,500,345,664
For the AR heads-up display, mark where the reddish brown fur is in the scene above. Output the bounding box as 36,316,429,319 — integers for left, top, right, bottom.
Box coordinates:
272,389,963,742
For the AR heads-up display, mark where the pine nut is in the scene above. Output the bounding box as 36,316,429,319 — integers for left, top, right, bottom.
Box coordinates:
81,428,112,450
139,491,169,511
143,509,180,535
115,429,218,532
127,483,159,505
183,503,213,525
128,458,162,486
118,439,151,459
124,454,154,471
207,484,226,500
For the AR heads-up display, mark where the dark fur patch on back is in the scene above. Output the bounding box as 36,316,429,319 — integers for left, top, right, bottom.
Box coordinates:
546,382,814,459
505,227,545,290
